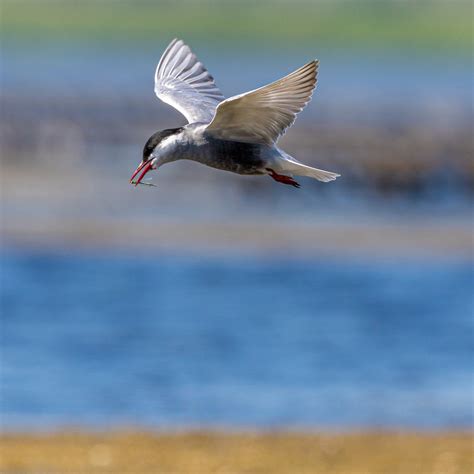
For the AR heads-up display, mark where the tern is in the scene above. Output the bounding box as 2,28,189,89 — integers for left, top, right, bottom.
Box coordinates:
130,39,340,188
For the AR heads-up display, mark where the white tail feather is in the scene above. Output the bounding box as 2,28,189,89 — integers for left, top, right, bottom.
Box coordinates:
296,165,340,182
280,157,340,183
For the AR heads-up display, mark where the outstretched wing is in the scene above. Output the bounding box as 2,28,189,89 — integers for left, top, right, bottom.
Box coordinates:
154,39,225,124
205,61,318,145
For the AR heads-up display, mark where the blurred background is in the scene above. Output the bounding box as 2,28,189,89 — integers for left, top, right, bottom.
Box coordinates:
1,0,473,438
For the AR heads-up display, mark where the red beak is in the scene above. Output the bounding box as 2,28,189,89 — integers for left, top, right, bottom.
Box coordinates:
130,160,153,186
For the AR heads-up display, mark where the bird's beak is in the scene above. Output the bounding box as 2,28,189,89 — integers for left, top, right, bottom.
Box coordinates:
130,160,153,186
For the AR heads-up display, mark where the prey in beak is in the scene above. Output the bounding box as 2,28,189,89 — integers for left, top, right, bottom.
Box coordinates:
129,159,156,187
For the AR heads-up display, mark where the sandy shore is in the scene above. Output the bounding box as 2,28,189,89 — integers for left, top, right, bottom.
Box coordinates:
0,431,472,473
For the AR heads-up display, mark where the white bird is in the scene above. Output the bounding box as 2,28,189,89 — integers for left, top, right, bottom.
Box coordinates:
130,38,340,188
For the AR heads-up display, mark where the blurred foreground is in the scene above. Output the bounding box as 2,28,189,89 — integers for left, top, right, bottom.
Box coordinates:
1,431,472,474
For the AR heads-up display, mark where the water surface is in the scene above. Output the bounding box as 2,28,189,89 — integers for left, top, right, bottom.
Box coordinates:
1,250,472,430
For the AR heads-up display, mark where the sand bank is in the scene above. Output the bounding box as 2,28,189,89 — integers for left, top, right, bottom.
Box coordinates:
0,431,472,474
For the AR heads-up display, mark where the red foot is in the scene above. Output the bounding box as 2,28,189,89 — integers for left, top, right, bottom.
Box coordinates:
266,169,300,188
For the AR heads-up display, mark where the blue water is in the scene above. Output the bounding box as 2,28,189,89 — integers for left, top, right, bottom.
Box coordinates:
1,250,473,430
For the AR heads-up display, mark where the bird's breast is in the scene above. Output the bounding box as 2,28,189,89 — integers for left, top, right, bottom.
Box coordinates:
190,137,266,175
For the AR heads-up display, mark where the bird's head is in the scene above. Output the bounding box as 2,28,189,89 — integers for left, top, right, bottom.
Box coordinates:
129,128,183,186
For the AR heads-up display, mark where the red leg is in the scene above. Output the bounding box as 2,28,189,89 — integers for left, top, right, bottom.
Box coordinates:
266,169,301,188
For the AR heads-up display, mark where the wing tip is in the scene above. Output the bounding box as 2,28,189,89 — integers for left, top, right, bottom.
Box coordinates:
305,59,319,78
169,37,183,48
302,59,319,70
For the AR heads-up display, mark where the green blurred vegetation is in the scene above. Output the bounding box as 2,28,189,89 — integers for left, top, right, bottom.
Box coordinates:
1,0,472,52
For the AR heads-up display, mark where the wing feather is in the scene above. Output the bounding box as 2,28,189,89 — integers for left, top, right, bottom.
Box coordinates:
154,39,225,124
205,61,318,145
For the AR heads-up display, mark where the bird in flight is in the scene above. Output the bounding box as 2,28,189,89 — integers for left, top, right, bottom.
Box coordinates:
130,39,340,188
